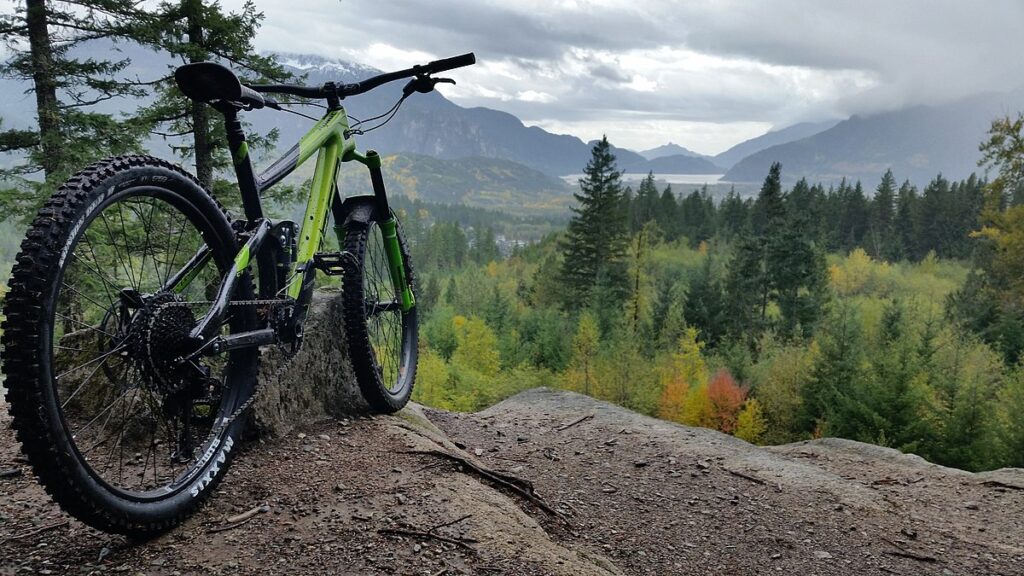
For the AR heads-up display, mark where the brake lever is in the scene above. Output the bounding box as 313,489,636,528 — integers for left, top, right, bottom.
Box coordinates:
402,76,456,97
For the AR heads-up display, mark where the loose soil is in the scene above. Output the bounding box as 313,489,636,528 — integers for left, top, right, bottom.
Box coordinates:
2,388,1023,575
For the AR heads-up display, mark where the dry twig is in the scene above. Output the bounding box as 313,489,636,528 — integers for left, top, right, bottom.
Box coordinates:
405,449,565,521
555,414,593,432
3,520,68,543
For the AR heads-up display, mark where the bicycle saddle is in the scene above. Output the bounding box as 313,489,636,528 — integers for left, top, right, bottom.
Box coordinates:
175,61,265,108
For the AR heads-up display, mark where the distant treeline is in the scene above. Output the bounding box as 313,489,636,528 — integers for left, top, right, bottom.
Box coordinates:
624,168,991,262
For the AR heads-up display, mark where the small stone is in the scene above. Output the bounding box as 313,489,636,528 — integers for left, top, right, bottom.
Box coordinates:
318,434,331,442
474,448,484,456
965,501,979,510
396,493,408,505
297,433,307,439
771,553,781,560
813,551,832,560
634,460,648,468
413,544,422,553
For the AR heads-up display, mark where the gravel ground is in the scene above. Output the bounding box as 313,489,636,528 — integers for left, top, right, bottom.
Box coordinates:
2,388,1023,575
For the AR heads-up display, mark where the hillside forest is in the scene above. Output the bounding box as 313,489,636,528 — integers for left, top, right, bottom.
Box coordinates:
2,0,1024,474
405,133,1024,473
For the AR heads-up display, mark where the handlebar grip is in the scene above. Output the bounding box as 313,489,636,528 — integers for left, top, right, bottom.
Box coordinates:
426,52,476,74
239,85,266,109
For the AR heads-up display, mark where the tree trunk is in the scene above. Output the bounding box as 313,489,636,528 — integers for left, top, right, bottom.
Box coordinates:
183,0,213,189
25,0,60,180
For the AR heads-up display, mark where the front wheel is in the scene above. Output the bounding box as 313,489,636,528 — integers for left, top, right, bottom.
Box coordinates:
341,217,418,413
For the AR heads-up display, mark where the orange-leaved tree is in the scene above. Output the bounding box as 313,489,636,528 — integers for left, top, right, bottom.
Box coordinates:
658,327,709,424
707,369,747,433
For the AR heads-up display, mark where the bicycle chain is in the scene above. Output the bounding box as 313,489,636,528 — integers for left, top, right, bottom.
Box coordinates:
146,297,300,443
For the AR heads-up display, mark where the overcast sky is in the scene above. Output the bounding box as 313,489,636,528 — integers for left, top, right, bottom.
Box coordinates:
223,1,1023,154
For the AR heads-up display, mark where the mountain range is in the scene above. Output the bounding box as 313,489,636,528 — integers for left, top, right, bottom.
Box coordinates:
722,94,1024,185
1,47,1020,193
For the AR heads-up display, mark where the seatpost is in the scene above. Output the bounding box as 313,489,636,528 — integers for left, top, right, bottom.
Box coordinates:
218,104,264,222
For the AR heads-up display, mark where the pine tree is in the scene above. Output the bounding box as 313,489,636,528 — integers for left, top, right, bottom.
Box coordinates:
0,0,148,214
894,180,918,261
560,136,630,309
136,0,288,192
683,255,726,346
868,169,897,260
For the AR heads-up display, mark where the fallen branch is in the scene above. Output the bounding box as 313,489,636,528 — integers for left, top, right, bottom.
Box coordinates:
556,414,593,432
981,480,1024,491
883,549,939,563
207,504,270,534
377,527,476,552
724,468,766,485
227,504,270,524
3,520,68,543
881,537,940,563
405,449,565,521
430,514,472,532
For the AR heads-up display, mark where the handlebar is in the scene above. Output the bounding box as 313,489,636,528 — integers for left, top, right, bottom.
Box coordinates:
249,52,476,100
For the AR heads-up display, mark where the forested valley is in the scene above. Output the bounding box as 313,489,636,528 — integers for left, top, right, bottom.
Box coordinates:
403,135,1024,473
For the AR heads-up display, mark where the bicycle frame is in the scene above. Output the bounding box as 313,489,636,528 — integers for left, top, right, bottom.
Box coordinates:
168,101,415,352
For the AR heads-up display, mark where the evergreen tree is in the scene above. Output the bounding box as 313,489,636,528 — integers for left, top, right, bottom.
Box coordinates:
656,185,679,239
560,136,629,310
683,255,726,346
894,180,918,261
868,169,897,260
137,0,288,192
0,0,148,214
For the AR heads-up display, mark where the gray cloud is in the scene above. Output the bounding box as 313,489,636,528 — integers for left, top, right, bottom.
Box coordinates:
226,0,1024,153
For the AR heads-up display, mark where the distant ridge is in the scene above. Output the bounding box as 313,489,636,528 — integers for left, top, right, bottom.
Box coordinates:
722,93,1024,185
712,120,838,169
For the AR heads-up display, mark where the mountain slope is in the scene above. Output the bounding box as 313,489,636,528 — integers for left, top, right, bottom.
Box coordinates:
624,153,723,174
335,153,573,214
723,95,1024,185
253,54,623,176
712,120,838,169
640,142,709,160
0,48,620,177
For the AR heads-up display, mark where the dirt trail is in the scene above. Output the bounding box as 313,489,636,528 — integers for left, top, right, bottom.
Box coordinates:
2,388,1024,575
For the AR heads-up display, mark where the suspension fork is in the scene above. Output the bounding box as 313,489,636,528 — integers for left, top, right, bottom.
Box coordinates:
342,149,415,312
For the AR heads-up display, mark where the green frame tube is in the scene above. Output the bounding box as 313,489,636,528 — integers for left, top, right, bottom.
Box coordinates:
282,108,355,299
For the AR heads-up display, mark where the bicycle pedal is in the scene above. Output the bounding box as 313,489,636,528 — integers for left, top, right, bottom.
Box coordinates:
311,251,357,276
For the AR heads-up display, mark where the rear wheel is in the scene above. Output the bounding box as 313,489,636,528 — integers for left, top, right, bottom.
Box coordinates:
341,217,418,413
1,155,258,534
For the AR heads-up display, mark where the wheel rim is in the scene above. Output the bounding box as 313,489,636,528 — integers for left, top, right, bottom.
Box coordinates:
50,187,242,498
362,222,411,395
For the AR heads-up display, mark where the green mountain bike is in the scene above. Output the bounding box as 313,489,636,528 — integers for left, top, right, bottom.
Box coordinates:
1,53,475,534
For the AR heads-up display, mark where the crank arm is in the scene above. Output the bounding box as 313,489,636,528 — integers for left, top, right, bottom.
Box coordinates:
193,328,277,357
